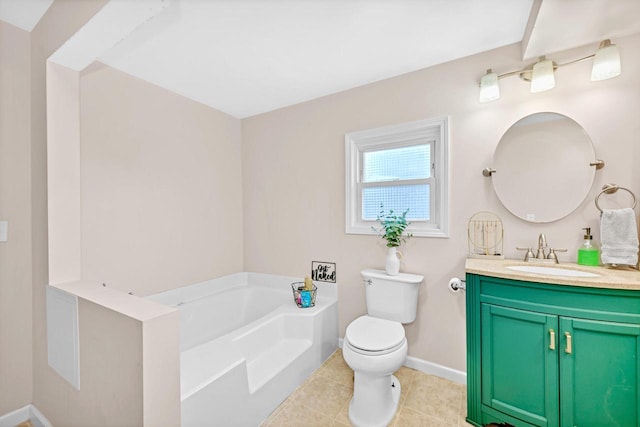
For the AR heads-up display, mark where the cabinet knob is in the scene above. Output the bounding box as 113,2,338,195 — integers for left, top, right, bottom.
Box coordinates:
549,329,556,350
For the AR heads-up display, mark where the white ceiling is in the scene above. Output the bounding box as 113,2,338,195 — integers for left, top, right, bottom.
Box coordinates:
0,0,53,32
524,0,640,60
8,0,640,119
98,0,535,118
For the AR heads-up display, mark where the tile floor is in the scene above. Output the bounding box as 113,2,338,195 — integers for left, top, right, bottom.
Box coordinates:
262,349,473,427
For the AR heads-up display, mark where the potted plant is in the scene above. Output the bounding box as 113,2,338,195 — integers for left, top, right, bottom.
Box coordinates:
372,206,412,275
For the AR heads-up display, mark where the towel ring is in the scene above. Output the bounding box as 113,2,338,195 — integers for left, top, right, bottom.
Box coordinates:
595,184,637,213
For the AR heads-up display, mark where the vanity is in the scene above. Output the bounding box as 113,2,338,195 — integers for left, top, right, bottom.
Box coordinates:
465,258,640,427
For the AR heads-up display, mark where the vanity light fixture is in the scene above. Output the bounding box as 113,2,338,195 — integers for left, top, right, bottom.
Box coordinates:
479,69,500,102
591,39,621,81
478,39,621,103
529,57,555,93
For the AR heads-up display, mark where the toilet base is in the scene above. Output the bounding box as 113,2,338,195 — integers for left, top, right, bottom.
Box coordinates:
348,374,401,427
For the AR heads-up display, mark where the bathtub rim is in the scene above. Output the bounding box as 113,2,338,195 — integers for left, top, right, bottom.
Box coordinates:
146,271,337,308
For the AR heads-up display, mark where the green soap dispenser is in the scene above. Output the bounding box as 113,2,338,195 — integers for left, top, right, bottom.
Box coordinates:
577,227,600,266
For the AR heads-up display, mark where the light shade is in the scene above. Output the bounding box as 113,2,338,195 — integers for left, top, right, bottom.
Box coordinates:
591,39,621,81
530,58,555,93
479,69,500,103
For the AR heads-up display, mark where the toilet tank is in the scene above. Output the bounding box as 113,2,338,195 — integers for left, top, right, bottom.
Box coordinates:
362,269,424,324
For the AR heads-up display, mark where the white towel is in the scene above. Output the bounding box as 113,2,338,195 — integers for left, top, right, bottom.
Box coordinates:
600,208,639,266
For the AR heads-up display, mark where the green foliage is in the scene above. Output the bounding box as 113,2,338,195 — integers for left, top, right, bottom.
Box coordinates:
372,205,412,247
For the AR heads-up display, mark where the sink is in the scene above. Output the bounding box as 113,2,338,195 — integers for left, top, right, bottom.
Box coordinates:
507,265,600,278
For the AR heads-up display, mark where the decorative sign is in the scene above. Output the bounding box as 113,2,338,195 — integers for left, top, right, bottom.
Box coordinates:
311,261,336,283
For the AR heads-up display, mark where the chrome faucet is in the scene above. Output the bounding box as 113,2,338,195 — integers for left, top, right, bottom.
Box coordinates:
517,233,567,264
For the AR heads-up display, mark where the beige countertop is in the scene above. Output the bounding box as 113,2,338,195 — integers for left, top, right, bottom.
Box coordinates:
465,258,640,290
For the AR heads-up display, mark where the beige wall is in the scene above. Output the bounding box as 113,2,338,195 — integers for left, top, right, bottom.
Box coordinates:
0,20,33,415
34,292,180,427
31,0,112,423
36,298,144,426
35,2,242,422
78,64,243,296
46,61,82,285
37,55,237,422
242,34,640,372
44,60,176,426
38,16,240,424
0,0,109,419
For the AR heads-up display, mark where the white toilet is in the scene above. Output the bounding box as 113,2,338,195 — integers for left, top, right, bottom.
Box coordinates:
343,269,424,427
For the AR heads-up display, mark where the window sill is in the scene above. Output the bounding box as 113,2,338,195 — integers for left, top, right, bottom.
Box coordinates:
346,223,449,239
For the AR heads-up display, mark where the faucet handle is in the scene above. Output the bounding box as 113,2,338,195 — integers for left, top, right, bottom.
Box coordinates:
516,246,535,262
546,248,567,263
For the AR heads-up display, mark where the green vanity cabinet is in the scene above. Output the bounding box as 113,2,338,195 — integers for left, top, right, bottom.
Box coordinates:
559,317,640,427
466,273,640,427
481,304,559,426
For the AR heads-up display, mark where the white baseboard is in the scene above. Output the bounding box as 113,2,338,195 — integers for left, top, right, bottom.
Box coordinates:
338,337,467,385
0,405,52,427
403,355,466,385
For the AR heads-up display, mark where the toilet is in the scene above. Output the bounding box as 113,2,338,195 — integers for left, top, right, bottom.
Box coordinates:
343,269,424,427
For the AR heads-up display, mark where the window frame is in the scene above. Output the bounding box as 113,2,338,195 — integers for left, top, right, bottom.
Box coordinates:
345,116,449,238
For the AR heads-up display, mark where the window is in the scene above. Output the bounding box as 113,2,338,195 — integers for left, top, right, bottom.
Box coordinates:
345,117,449,238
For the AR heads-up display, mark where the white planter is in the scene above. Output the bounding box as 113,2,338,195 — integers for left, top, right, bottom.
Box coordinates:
385,247,400,276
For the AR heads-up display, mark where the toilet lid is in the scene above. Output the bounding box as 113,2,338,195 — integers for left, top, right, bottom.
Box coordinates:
345,316,405,352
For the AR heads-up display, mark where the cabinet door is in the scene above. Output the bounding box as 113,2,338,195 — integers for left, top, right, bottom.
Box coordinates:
560,317,640,427
482,304,559,427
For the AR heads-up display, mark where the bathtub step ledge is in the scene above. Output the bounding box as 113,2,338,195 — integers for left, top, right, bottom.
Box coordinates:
181,337,245,400
247,338,312,394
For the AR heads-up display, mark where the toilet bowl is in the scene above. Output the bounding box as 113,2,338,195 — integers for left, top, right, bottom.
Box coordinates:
343,270,423,427
343,316,407,427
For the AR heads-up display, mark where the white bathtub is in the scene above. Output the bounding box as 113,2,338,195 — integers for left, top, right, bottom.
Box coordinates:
147,272,338,427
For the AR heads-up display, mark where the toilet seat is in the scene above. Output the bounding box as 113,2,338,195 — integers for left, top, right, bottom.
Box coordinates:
345,316,406,355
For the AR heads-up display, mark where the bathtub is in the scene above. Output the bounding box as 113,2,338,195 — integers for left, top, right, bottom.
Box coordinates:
147,272,338,427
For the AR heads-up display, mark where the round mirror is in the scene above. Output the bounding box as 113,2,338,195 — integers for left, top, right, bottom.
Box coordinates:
492,112,597,223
